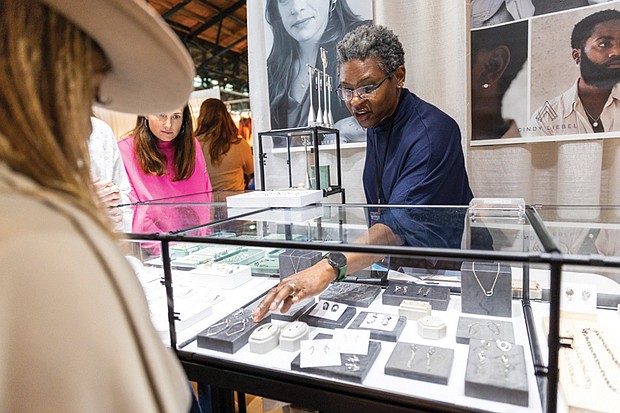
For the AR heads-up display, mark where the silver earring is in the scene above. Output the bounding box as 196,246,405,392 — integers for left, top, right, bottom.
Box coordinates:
482,83,489,89
329,0,337,15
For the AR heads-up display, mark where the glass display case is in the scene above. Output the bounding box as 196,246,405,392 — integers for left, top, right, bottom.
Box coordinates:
257,126,345,202
118,195,620,413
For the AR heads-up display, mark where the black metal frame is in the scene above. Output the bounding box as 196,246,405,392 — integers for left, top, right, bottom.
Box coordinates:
124,203,620,413
257,126,345,203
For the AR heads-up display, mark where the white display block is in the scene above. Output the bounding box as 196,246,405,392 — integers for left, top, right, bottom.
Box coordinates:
226,189,323,208
188,263,252,289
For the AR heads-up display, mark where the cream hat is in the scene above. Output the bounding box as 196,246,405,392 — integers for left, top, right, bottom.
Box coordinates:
40,0,195,114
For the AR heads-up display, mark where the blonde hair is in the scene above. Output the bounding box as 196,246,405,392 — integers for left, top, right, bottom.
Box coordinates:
0,1,112,233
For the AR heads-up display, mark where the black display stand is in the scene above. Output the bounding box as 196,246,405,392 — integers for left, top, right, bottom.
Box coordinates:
290,333,382,384
384,342,454,385
319,282,382,308
257,126,345,203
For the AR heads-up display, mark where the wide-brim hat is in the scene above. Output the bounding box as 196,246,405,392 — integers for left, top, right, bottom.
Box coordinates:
40,0,195,114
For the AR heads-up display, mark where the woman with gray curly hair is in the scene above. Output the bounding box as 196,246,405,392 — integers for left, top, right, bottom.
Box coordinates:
254,24,473,321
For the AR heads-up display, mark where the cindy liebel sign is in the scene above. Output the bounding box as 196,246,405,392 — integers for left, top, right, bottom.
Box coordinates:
470,0,620,146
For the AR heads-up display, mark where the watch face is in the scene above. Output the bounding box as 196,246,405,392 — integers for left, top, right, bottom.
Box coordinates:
328,252,347,268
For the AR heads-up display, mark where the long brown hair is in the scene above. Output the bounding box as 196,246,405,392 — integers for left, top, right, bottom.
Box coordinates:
195,98,240,165
131,105,195,181
0,1,111,233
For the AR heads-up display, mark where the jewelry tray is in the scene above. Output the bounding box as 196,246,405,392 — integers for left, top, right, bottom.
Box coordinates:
197,306,271,354
298,302,357,329
384,342,454,385
382,282,451,310
290,333,382,384
318,283,382,308
347,311,407,342
455,316,515,345
464,338,528,406
270,298,316,322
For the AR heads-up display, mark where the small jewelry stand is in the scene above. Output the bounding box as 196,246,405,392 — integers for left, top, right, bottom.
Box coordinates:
290,333,382,384
382,282,451,310
384,342,454,385
278,249,322,279
299,302,357,329
248,323,281,354
464,338,529,407
455,316,515,345
279,321,310,352
417,316,447,340
399,299,432,321
319,283,382,308
461,261,512,317
347,311,406,342
196,307,271,354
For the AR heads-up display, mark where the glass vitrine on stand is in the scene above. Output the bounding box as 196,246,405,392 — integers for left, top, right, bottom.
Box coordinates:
257,126,345,203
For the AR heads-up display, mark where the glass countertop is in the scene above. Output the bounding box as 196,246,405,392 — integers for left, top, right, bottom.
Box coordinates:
532,205,620,256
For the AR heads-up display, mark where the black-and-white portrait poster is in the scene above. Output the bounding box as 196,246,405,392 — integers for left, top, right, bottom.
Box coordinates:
263,0,373,147
470,0,620,145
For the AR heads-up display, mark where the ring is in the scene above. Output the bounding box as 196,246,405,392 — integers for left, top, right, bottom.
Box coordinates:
287,283,297,296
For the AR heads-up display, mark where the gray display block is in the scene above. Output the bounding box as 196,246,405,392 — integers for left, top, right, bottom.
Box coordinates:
197,307,271,354
384,342,454,385
455,316,515,344
465,339,528,406
291,333,382,383
270,298,316,322
279,250,323,279
461,261,512,317
347,311,406,342
382,282,451,311
299,303,357,329
319,283,381,308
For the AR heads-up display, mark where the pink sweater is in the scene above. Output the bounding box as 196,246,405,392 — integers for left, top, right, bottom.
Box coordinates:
118,136,212,203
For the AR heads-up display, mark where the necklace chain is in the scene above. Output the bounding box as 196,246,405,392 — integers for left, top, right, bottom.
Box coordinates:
582,105,601,127
471,262,500,297
561,345,591,389
582,328,620,393
289,251,316,273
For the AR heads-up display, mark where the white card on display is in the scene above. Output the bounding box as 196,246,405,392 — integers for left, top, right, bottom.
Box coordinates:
361,312,398,332
300,339,341,368
308,300,347,321
333,329,370,355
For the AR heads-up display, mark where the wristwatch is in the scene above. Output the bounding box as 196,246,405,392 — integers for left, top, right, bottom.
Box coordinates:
324,252,347,282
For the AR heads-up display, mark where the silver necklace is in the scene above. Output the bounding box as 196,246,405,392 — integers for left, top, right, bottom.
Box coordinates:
582,328,620,393
471,262,500,297
583,106,601,128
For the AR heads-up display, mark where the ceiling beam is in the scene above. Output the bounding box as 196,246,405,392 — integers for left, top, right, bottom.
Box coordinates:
186,0,246,40
162,0,193,19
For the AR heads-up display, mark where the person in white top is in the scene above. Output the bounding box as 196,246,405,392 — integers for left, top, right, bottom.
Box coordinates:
89,116,132,206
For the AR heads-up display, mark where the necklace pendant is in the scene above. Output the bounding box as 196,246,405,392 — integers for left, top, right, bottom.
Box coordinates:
593,121,599,127
484,290,494,297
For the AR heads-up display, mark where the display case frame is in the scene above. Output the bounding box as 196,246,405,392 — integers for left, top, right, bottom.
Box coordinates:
121,200,620,413
257,126,345,202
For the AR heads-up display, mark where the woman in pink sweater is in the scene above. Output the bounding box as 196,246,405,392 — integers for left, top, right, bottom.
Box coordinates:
119,105,212,203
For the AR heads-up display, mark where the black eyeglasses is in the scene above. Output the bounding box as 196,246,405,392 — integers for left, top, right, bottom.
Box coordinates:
335,72,393,101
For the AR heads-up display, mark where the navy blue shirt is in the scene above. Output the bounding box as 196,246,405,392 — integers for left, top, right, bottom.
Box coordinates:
363,89,474,247
364,88,472,206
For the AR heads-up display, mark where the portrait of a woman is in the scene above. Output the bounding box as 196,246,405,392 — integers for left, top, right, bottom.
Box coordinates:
265,0,372,146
